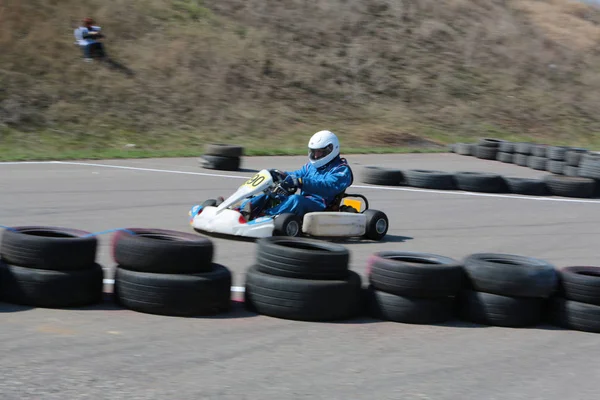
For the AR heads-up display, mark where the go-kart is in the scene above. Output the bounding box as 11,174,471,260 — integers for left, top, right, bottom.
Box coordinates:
189,169,389,240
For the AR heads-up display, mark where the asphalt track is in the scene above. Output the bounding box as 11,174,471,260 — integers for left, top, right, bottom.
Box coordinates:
1,153,599,400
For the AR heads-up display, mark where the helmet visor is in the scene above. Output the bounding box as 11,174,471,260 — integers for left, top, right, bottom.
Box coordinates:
309,144,333,161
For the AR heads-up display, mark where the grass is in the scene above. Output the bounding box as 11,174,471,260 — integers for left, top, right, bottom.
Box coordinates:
1,0,600,161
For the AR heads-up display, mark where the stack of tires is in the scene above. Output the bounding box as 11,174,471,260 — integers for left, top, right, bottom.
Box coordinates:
458,253,558,327
366,251,465,324
0,226,103,308
548,266,600,333
112,228,232,317
244,237,363,321
200,143,244,171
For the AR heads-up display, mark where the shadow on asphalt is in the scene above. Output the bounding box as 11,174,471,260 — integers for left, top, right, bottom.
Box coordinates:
0,302,34,313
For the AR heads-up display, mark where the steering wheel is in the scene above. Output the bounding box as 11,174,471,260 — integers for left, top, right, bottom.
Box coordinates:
268,169,287,183
268,169,297,196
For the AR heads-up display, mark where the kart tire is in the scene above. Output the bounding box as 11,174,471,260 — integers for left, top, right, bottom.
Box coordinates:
531,145,548,158
368,251,464,298
454,171,508,193
463,253,558,298
558,266,600,306
527,156,547,170
273,213,302,237
542,175,596,198
504,177,549,196
0,226,97,271
403,170,456,190
498,141,515,153
0,261,103,308
515,142,533,154
547,296,600,333
203,143,244,158
112,228,214,274
363,209,389,241
200,155,240,171
496,152,514,163
256,236,349,280
366,286,455,324
565,150,587,166
114,264,232,317
475,145,498,160
514,153,529,166
547,146,568,161
457,290,545,327
244,265,362,321
546,160,566,175
361,166,404,186
454,143,474,156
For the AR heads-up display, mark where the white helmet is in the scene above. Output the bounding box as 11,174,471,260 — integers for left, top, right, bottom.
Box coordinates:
308,130,340,168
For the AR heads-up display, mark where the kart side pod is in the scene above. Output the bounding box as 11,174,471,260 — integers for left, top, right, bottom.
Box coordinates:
300,209,389,241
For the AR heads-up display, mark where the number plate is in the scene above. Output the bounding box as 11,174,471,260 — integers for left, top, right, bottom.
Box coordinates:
242,170,270,189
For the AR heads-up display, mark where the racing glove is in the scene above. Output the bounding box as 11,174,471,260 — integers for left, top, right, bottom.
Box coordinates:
281,175,302,192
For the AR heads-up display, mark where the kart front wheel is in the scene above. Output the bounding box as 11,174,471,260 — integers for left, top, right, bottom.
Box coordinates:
273,213,302,237
363,209,389,241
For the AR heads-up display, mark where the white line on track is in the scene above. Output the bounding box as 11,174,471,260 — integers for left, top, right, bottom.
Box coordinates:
2,160,600,204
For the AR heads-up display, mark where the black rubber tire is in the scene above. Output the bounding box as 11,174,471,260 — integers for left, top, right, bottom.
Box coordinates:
255,236,349,280
531,145,548,158
498,141,515,153
478,138,503,147
361,166,404,186
515,142,533,154
563,166,580,177
0,226,97,271
244,265,362,321
0,261,103,308
527,156,547,170
565,150,587,167
463,253,558,298
367,286,455,324
368,251,464,298
496,152,514,163
272,213,302,237
558,266,600,306
578,154,600,180
200,155,241,171
514,153,529,166
457,290,545,328
363,209,389,241
504,177,549,196
454,143,474,156
112,228,214,274
114,264,232,317
475,145,498,160
546,160,566,175
403,169,456,190
203,143,244,158
547,146,568,161
547,297,600,333
454,171,508,193
542,175,597,198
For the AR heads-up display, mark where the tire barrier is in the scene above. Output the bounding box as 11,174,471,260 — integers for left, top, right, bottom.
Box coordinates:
362,139,600,198
0,226,103,308
111,228,232,317
1,227,599,333
244,237,363,321
199,143,244,171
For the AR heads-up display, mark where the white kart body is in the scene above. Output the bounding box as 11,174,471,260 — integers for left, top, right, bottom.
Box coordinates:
190,168,377,239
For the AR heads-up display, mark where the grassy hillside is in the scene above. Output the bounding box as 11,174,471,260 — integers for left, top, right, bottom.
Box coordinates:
1,0,600,160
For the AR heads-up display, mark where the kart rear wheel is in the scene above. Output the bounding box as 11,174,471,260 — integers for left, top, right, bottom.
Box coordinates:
363,209,388,241
273,213,302,237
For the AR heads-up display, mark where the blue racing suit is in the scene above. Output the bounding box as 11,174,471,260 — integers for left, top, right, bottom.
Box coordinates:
241,156,353,217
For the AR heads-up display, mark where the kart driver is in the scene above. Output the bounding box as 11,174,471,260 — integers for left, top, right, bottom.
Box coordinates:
238,130,353,220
